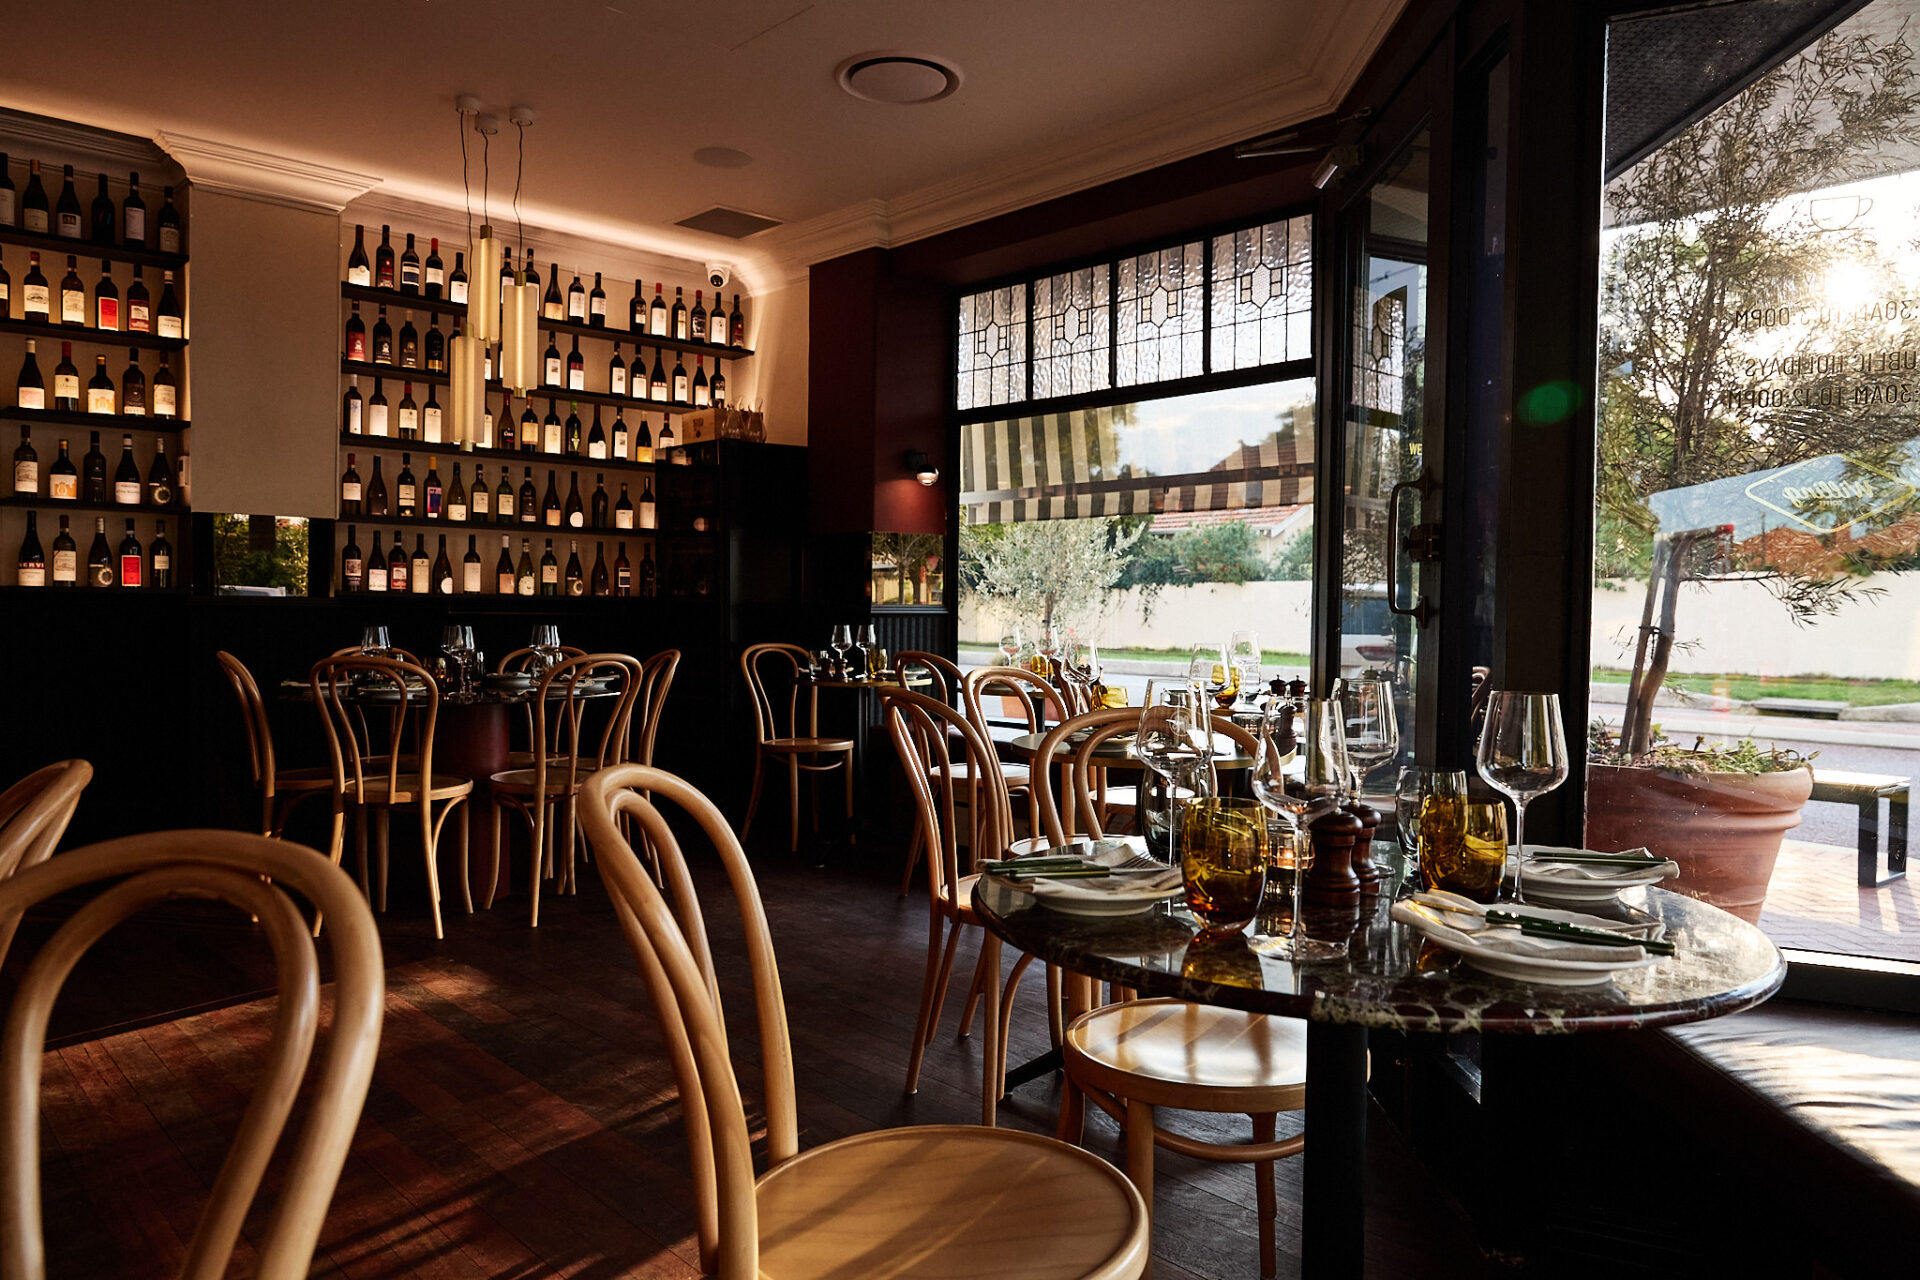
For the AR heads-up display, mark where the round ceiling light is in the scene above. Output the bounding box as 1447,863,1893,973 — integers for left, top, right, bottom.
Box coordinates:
836,53,963,105
693,146,753,169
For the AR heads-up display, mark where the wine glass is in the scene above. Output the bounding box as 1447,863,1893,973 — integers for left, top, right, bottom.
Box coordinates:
1188,643,1221,685
1180,798,1267,935
1340,677,1399,802
1136,679,1213,863
829,624,853,676
1229,630,1261,707
998,626,1022,665
1475,691,1570,903
1298,697,1352,813
360,625,390,657
1250,709,1346,960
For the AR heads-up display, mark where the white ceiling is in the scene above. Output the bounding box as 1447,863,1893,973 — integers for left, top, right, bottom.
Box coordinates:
5,0,1402,282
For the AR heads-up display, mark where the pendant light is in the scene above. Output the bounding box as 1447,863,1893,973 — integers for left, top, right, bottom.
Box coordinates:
449,331,486,447
500,275,540,394
468,223,502,344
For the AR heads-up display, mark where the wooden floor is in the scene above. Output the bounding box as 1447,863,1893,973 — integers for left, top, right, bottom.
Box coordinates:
17,838,1488,1279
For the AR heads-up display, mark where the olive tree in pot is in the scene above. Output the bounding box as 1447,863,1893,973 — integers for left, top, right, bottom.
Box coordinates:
1591,27,1920,921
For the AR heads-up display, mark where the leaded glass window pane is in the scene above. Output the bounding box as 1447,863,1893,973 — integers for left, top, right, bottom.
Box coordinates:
956,284,1029,410
1115,242,1205,387
1032,267,1111,399
1209,214,1314,371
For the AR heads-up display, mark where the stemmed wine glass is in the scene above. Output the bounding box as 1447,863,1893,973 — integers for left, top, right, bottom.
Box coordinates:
829,625,853,677
998,626,1022,665
1230,630,1261,709
360,625,391,658
528,623,562,677
1250,707,1346,960
856,623,880,679
440,625,477,693
1339,677,1399,802
1475,691,1570,903
1135,679,1214,864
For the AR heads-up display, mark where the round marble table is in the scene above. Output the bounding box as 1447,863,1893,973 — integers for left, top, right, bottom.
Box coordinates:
970,875,1785,1278
1001,728,1257,772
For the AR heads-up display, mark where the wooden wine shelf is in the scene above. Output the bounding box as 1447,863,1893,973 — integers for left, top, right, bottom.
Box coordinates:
337,509,671,539
0,584,188,596
325,588,674,606
4,407,187,432
2,495,188,516
0,315,186,353
340,282,754,360
0,225,187,271
336,432,719,477
340,358,727,415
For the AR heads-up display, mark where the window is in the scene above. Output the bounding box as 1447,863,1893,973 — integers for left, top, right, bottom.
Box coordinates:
955,284,1028,410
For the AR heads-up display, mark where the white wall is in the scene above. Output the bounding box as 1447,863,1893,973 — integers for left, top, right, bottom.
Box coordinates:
960,581,1315,654
737,276,808,445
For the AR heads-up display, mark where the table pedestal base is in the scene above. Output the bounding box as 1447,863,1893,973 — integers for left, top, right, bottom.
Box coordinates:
1304,1022,1369,1279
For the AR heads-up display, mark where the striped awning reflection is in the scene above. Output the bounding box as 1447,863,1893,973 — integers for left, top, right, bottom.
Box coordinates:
959,406,1314,525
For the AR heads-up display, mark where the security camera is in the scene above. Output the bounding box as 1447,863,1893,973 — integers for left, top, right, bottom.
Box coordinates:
706,263,731,289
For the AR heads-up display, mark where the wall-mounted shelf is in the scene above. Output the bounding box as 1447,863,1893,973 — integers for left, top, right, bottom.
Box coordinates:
0,226,187,271
0,316,186,352
337,509,666,538
335,431,700,477
4,407,187,432
340,282,753,359
2,495,188,516
340,358,725,415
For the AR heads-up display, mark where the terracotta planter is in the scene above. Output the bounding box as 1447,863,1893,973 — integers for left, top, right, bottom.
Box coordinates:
1585,763,1813,924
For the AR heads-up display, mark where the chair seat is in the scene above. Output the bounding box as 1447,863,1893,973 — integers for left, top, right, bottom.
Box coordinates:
490,767,587,797
935,872,984,925
937,761,1031,787
754,1125,1148,1279
357,773,474,804
1065,998,1308,1113
271,765,338,792
764,737,855,753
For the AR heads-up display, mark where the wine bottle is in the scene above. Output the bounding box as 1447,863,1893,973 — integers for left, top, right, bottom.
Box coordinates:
470,464,490,521
409,533,429,594
374,224,395,289
639,544,658,597
564,470,584,528
629,278,646,331
95,260,119,330
16,512,45,587
346,223,371,286
51,515,76,587
87,357,115,415
424,455,444,518
60,255,86,325
671,352,690,404
447,463,468,522
86,516,112,587
17,340,45,411
711,359,727,406
367,455,389,516
432,534,453,593
542,469,562,527
372,306,393,363
516,537,536,595
343,375,364,433
396,452,417,517
539,537,559,596
543,331,562,388
542,399,563,455
120,348,145,416
495,534,514,593
367,531,388,591
649,283,668,336
480,381,495,447
146,439,175,505
499,247,515,322
49,438,77,500
565,539,585,595
156,187,181,254
567,268,586,322
12,426,37,495
658,416,676,461
113,434,140,504
117,518,143,587
448,250,468,303
152,352,177,418
590,473,608,528
123,173,146,248
589,271,606,326
22,161,49,235
630,346,647,399
730,294,745,346
0,154,17,228
22,252,50,320
519,397,540,452
543,262,564,321
565,402,582,456
524,258,541,291
53,343,80,411
399,233,421,294
590,541,609,595
341,524,364,591
90,173,115,246
156,270,182,338
423,383,443,443
424,314,446,373
709,291,729,345
690,290,707,343
649,347,668,400
611,408,629,460
425,237,444,297
398,311,419,368
2,250,13,316
56,165,83,240
150,519,172,588
368,377,390,436
518,467,538,523
566,334,584,390
462,533,482,592
345,302,367,361
614,540,632,595
634,416,653,464
671,286,688,340
614,481,634,529
496,467,515,524
693,355,709,407
397,382,419,439
607,341,628,397
387,531,409,593
638,476,657,530
340,453,363,514
126,264,150,332
587,406,607,459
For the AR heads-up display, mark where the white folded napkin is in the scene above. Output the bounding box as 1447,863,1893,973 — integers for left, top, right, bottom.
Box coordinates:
1523,845,1679,882
1391,892,1655,963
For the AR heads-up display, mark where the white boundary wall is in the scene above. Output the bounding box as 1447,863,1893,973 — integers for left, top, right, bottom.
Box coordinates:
960,581,1315,653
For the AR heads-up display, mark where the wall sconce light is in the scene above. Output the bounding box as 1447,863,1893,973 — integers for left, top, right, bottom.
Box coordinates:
905,449,940,486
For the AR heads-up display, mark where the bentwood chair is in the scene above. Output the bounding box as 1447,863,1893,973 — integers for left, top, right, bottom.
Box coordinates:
1031,707,1308,1280
892,651,1030,894
218,651,341,841
578,763,1150,1280
0,830,383,1280
487,653,642,927
310,656,474,939
0,759,92,963
739,643,854,851
497,645,590,768
962,665,1076,855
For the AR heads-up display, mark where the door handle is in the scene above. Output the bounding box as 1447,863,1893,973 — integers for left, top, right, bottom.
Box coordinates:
1384,466,1440,628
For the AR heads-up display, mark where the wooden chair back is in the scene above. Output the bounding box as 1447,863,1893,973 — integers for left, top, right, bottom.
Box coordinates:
215,651,276,795
0,830,382,1280
893,650,963,707
962,665,1071,740
526,654,644,799
631,650,682,767
496,645,588,673
1029,710,1263,847
328,644,422,665
0,760,92,964
579,764,797,1280
309,656,442,801
883,688,1016,887
740,643,818,746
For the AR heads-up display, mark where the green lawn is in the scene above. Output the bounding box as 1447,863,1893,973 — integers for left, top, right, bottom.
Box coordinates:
959,641,1311,668
1591,669,1920,708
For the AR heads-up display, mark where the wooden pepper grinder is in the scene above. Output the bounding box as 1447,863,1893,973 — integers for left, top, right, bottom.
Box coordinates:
1346,800,1383,897
1303,806,1362,910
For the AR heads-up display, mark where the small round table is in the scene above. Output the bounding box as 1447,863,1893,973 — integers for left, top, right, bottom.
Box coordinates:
1000,729,1257,771
970,875,1785,1278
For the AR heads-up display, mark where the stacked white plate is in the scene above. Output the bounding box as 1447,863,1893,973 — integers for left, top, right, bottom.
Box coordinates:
1391,891,1668,986
1520,845,1679,904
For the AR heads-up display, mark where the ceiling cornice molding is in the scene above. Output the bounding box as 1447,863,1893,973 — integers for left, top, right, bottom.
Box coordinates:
153,132,381,214
0,112,168,168
761,199,890,284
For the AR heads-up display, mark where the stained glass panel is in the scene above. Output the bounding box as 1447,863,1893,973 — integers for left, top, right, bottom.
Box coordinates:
1031,267,1111,399
956,283,1029,410
1115,242,1205,387
1209,215,1314,370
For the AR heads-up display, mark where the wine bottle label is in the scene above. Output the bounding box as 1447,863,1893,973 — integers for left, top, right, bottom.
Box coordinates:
568,370,584,391
153,553,169,579
611,368,627,395
636,446,653,464
0,191,12,222
62,291,85,324
368,404,388,436
569,300,586,321
91,560,113,586
18,387,45,410
517,574,534,596
120,554,142,586
159,226,181,254
651,313,667,337
481,412,493,448
369,566,387,591
464,563,481,592
344,556,363,582
121,206,145,241
151,483,172,505
427,491,442,517
545,356,562,385
424,407,442,442
615,509,633,529
24,208,48,233
124,395,145,416
342,482,362,502
50,474,77,499
398,483,416,505
88,389,115,414
426,265,444,288
115,480,140,504
449,279,468,303
568,578,584,596
568,511,583,528
498,572,514,593
23,284,50,314
711,317,728,344
544,302,563,321
591,297,606,318
347,333,366,360
128,301,151,332
55,374,79,401
399,407,418,436
97,299,119,330
542,564,558,584
674,376,689,400
53,551,76,581
345,399,361,432
449,501,466,521
589,442,606,459
18,566,45,587
695,387,710,407
473,491,489,514
617,570,631,591
436,573,451,594
157,314,182,339
544,426,561,453
347,263,370,286
639,509,657,530
401,264,421,289
14,462,38,491
391,565,409,591
58,211,81,238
